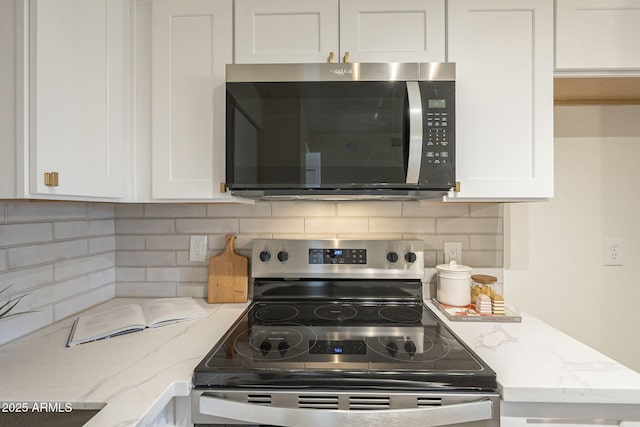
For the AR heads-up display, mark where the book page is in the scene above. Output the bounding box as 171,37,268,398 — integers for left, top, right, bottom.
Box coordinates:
142,297,207,328
68,304,147,346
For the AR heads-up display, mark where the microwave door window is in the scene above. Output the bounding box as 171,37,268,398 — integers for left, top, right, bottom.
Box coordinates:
227,82,409,188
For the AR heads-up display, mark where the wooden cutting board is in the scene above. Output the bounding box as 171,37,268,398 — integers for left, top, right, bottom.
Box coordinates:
207,235,248,303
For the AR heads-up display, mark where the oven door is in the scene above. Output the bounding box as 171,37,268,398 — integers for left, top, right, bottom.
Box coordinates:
225,72,455,198
191,389,500,427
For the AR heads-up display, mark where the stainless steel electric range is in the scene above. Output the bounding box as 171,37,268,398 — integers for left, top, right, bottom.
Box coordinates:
192,240,499,427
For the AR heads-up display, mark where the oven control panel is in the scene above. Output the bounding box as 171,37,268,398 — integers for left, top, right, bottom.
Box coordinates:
309,248,367,265
252,239,424,280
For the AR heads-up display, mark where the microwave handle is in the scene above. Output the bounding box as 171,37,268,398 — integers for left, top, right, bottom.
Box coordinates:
405,81,423,184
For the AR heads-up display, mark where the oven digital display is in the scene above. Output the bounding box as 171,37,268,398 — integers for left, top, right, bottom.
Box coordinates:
309,340,367,355
308,248,367,264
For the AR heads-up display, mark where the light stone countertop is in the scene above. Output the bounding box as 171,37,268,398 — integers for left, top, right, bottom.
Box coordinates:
0,298,249,427
1,298,640,426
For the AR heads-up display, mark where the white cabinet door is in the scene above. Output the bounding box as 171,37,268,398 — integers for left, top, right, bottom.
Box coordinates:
152,0,232,199
235,0,339,64
28,0,128,199
556,0,640,72
447,0,554,200
339,0,445,63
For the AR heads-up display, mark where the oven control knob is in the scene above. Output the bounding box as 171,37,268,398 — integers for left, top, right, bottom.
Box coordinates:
277,251,289,262
259,250,271,262
386,341,399,357
260,340,272,356
278,341,290,357
404,340,417,358
404,252,417,263
386,251,399,263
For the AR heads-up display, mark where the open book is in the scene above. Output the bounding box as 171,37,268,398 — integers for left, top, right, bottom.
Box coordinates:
66,297,208,347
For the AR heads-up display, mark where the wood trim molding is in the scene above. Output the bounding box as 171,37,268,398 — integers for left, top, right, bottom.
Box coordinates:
554,77,640,106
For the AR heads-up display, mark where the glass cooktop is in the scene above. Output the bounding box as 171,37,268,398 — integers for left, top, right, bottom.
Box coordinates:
193,300,497,391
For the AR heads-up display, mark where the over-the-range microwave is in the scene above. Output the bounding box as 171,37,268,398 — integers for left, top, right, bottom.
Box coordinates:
225,62,455,200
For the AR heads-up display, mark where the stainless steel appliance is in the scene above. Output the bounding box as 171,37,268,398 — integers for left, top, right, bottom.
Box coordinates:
225,63,456,200
192,239,499,427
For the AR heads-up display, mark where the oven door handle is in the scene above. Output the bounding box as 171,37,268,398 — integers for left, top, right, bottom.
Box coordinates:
199,395,493,427
405,81,423,185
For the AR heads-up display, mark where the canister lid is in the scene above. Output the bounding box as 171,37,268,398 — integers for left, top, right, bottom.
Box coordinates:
435,260,472,273
471,274,497,284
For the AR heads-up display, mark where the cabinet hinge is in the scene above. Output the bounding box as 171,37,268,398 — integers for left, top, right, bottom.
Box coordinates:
219,183,227,193
454,181,461,193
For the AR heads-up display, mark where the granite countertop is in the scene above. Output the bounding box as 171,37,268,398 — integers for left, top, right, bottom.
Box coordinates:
1,298,640,426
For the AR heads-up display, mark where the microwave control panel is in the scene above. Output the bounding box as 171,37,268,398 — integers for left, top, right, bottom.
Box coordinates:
419,81,455,188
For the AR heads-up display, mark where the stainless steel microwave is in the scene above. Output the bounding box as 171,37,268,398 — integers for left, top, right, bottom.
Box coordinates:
225,62,455,200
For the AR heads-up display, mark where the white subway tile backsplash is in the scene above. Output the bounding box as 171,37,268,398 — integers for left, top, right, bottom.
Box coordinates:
8,240,88,269
240,218,304,234
89,236,116,254
87,203,115,219
145,203,207,218
0,249,6,271
176,218,239,234
116,219,176,234
207,202,271,218
305,217,369,234
115,282,177,297
177,283,207,298
1,223,52,246
338,202,402,217
469,203,504,217
54,284,115,321
272,202,336,217
146,235,190,250
116,235,145,250
403,201,469,218
436,217,503,234
369,218,436,234
55,252,115,281
115,251,175,267
88,267,116,289
6,201,86,222
21,276,90,311
117,267,146,282
115,204,144,218
146,267,208,282
0,265,54,295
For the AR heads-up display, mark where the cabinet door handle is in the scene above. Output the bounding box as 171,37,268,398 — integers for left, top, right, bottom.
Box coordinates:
44,172,59,187
328,51,336,63
343,51,351,63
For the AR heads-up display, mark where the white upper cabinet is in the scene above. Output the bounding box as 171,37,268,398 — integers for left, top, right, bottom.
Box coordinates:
26,0,129,199
339,0,445,63
556,0,640,72
235,0,339,64
234,0,445,64
151,0,232,199
446,0,554,200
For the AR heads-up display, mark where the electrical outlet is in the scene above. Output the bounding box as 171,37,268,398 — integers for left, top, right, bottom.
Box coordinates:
604,238,623,266
444,242,462,264
190,235,208,262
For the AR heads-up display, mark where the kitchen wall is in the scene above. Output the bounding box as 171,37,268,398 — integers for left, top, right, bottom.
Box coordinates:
0,199,502,345
505,105,640,373
0,202,116,345
114,201,503,297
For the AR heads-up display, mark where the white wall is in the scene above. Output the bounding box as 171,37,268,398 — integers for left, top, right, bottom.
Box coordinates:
505,105,640,373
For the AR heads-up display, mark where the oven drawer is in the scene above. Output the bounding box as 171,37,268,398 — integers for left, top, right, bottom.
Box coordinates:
191,389,500,427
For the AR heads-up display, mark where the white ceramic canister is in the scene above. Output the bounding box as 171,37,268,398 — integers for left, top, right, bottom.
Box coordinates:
436,260,472,306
